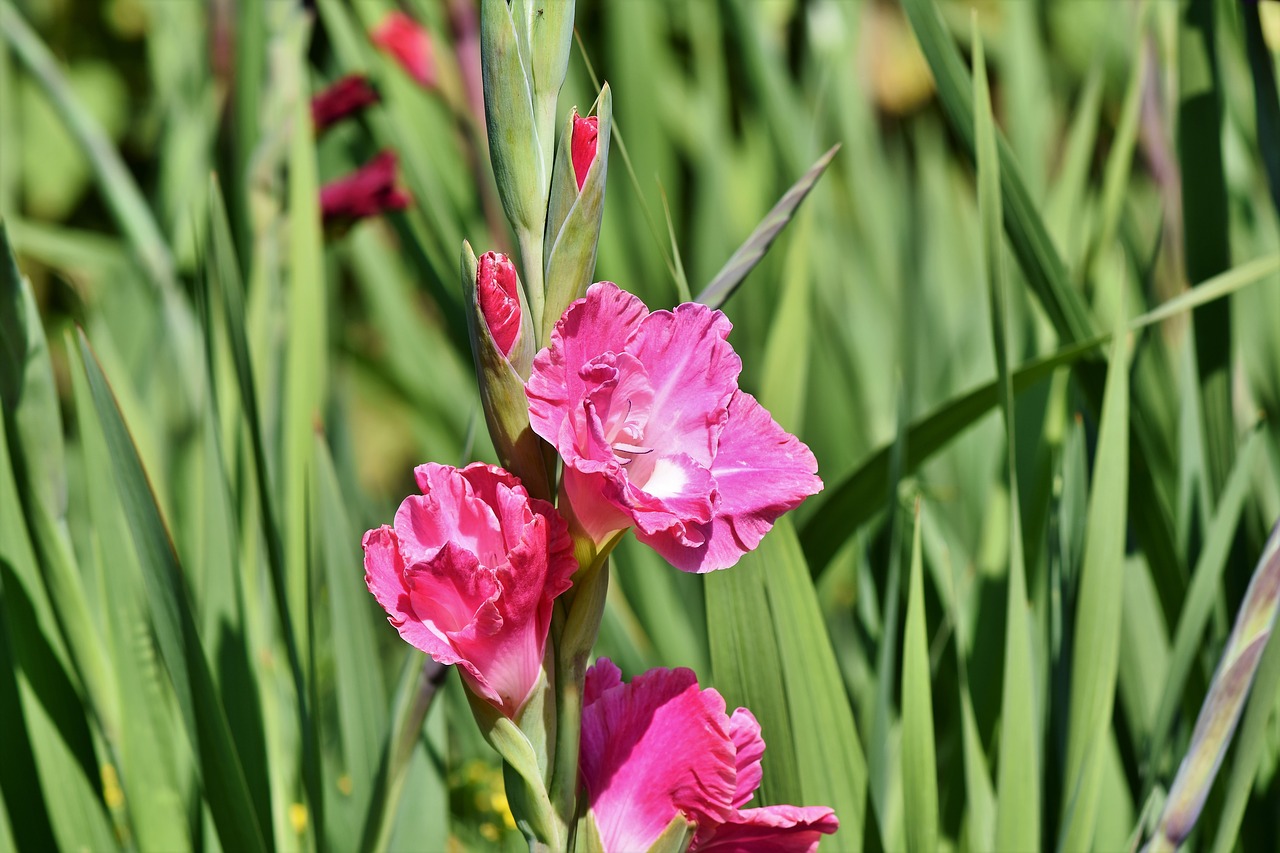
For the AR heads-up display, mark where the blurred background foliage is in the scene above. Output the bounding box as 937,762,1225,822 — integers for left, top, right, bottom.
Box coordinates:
4,0,1280,850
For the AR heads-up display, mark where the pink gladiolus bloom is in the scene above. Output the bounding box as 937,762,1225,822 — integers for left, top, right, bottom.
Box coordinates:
571,113,599,192
311,74,379,134
525,282,822,572
372,11,438,90
580,659,839,852
319,151,410,229
477,251,521,358
363,463,576,717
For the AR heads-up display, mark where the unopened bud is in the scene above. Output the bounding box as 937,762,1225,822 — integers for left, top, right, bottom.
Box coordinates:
478,251,521,358
571,114,599,192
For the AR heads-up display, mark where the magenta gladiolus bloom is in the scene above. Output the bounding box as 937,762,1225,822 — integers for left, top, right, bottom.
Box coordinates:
477,251,521,358
525,282,822,572
320,151,410,229
372,11,438,90
311,74,379,134
363,463,576,717
580,659,839,852
571,113,599,192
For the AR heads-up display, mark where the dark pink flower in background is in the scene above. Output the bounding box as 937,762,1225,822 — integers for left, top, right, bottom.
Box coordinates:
372,11,438,90
579,659,839,852
571,113,599,191
363,463,576,717
477,251,521,358
525,282,822,573
311,74,379,134
319,150,410,228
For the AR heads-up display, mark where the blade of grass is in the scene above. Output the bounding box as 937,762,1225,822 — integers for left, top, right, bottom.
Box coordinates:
694,144,839,310
1146,428,1264,772
68,339,191,852
901,501,937,853
1058,289,1131,852
800,253,1280,574
312,435,387,849
75,330,267,853
1179,0,1234,504
279,20,328,834
974,24,1040,849
1243,0,1280,218
0,412,112,851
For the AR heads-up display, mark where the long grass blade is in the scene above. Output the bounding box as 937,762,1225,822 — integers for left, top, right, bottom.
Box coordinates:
75,331,267,853
1058,298,1131,852
695,144,839,310
901,502,937,853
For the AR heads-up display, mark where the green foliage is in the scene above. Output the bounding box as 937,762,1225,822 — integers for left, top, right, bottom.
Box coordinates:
3,0,1280,850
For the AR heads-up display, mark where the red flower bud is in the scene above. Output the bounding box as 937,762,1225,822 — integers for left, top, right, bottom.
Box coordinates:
311,75,379,135
571,114,599,192
319,151,410,231
477,252,521,358
372,12,437,91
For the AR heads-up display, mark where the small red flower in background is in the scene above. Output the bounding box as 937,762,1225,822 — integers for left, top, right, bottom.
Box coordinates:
319,150,410,231
311,74,379,135
571,113,599,192
372,11,438,90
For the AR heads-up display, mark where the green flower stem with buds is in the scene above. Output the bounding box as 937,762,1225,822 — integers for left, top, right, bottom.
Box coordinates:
549,528,625,848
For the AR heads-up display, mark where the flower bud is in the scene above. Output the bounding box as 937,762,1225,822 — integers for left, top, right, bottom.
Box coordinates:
461,242,551,500
477,251,521,358
311,75,379,135
571,114,599,192
372,11,437,90
542,86,612,333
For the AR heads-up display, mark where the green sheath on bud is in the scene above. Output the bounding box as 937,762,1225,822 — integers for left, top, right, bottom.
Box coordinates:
543,84,611,334
461,241,552,500
480,0,544,234
513,0,575,179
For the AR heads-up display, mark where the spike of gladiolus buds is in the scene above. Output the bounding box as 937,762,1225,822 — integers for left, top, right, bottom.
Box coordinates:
319,151,410,234
461,242,550,500
311,74,379,135
542,87,612,336
372,11,438,90
571,114,599,192
477,251,521,358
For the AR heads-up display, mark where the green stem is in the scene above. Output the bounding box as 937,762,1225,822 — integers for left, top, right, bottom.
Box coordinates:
549,537,619,844
518,225,546,346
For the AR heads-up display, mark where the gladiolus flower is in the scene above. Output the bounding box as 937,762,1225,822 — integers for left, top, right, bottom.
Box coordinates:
477,251,522,359
363,463,576,717
525,282,822,572
571,113,599,192
579,659,839,853
311,74,379,134
372,11,437,90
319,151,410,229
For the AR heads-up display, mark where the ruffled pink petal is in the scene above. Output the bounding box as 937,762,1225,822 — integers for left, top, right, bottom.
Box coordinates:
527,282,649,465
402,463,507,568
709,390,821,550
727,708,766,808
641,390,822,573
627,301,739,467
363,526,464,668
580,662,738,853
691,805,839,853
